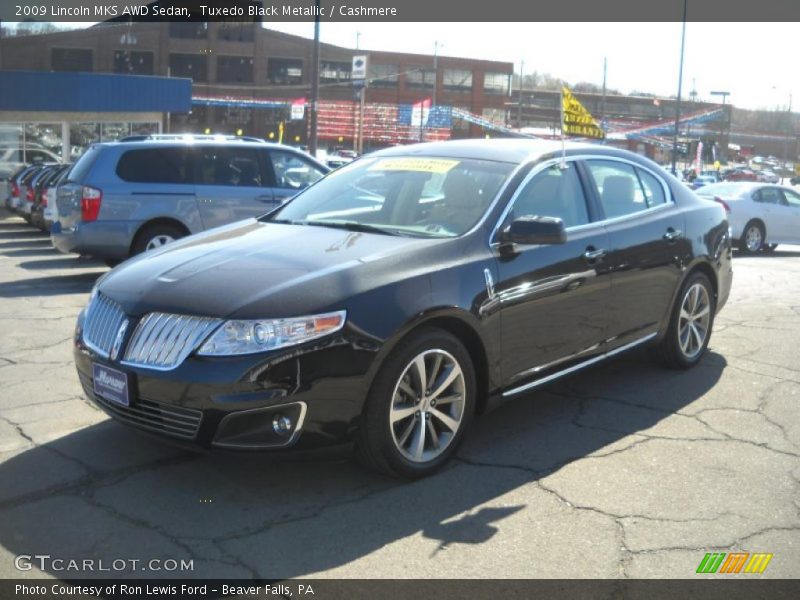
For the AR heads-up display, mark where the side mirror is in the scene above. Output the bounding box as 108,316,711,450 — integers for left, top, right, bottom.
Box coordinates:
504,215,566,245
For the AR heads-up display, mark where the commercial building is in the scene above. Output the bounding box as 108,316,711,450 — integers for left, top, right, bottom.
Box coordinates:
0,22,514,149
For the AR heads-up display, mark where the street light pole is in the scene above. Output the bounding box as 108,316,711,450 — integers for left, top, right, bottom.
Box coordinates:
308,0,321,157
671,0,688,176
517,59,524,128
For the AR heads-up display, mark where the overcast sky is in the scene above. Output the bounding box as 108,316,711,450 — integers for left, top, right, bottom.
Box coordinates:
269,21,797,111
39,21,798,111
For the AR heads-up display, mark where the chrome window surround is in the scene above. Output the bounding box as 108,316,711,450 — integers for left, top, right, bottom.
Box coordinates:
489,154,676,246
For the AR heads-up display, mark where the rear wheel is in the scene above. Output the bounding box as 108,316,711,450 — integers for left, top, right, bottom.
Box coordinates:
739,221,765,254
131,224,185,256
652,272,715,369
356,327,476,479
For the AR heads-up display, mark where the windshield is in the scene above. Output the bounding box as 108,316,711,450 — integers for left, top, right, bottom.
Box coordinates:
267,156,515,238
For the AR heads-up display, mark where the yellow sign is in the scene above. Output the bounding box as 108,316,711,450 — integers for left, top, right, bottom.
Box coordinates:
369,158,460,174
562,86,605,140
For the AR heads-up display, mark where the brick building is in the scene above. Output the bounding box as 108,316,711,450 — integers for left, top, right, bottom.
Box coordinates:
0,22,514,148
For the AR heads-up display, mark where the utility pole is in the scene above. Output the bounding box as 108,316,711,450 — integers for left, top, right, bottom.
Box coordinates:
671,0,688,176
309,0,321,157
517,59,524,128
600,57,607,137
422,41,442,143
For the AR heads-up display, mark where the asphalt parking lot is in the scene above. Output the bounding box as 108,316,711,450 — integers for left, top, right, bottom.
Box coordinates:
0,206,798,580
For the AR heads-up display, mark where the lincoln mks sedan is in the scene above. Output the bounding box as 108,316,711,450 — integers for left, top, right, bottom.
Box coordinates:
74,140,732,478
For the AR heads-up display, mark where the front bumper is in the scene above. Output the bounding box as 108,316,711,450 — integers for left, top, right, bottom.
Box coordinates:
73,318,379,451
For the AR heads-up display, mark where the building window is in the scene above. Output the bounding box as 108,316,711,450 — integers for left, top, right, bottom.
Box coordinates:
267,58,303,85
217,23,255,42
443,69,472,92
217,56,254,83
51,48,92,72
169,23,208,39
368,63,399,87
406,68,436,89
320,61,351,83
169,53,208,82
113,50,154,75
484,72,511,95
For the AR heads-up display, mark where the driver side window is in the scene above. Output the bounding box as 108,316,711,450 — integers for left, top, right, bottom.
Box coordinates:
510,164,590,228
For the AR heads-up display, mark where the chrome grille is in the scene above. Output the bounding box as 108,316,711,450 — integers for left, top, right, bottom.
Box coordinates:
122,312,222,370
83,293,128,359
79,373,202,440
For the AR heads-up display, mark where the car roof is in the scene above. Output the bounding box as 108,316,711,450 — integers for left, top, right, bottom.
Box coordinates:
371,138,624,163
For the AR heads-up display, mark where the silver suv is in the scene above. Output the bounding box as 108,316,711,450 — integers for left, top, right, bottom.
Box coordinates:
51,135,328,263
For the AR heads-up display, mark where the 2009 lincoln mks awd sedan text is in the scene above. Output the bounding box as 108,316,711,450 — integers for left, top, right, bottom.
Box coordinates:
73,140,732,478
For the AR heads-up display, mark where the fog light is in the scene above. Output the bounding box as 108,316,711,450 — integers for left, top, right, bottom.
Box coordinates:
272,414,293,436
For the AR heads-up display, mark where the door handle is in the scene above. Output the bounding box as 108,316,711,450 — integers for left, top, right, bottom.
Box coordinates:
583,247,607,261
663,228,683,242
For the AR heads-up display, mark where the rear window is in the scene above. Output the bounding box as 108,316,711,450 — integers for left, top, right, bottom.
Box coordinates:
116,147,191,184
66,145,100,184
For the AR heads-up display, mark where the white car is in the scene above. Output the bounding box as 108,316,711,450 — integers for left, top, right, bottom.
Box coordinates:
697,182,800,253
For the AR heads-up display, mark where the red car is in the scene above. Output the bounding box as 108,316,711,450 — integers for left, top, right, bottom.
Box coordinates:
725,168,758,182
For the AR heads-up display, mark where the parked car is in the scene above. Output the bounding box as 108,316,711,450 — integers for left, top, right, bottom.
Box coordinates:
73,139,732,478
691,175,718,190
40,164,72,231
725,168,759,182
326,148,359,169
696,182,800,253
758,170,780,184
17,164,57,222
52,135,329,264
4,164,36,211
31,164,70,231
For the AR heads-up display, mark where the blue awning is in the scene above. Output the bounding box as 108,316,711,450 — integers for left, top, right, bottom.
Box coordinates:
0,71,192,113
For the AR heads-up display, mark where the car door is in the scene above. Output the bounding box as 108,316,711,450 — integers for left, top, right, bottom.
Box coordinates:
777,188,800,243
264,149,326,205
752,186,783,239
493,160,612,387
194,145,276,228
583,158,686,345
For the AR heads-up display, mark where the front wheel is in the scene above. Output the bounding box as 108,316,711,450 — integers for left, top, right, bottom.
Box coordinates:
652,272,716,369
356,327,476,479
739,221,765,254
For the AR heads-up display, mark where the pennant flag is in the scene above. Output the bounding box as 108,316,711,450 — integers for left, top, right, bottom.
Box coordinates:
561,86,605,140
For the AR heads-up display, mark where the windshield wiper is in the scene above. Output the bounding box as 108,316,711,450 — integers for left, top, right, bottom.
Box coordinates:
298,221,402,236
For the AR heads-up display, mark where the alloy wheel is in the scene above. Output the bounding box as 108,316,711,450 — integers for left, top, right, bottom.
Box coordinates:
389,349,466,463
678,283,711,359
745,226,762,252
145,234,175,251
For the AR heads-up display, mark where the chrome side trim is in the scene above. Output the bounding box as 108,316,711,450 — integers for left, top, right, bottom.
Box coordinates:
502,332,658,398
212,401,308,450
483,268,495,300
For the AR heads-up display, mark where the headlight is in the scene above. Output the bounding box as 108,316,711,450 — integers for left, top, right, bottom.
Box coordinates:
197,310,346,356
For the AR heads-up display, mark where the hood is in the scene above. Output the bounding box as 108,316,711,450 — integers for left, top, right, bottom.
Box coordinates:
100,219,440,319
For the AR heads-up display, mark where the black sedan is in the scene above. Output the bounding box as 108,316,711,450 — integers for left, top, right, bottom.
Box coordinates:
73,140,732,478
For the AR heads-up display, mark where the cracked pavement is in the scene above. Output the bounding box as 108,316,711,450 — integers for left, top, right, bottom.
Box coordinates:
0,208,798,579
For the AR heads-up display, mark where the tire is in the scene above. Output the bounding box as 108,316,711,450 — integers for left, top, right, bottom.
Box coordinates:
738,221,765,254
652,272,715,369
356,327,476,479
131,224,185,256
763,243,778,253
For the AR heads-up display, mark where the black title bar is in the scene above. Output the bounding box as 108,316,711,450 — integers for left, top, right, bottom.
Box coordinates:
1,0,799,22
